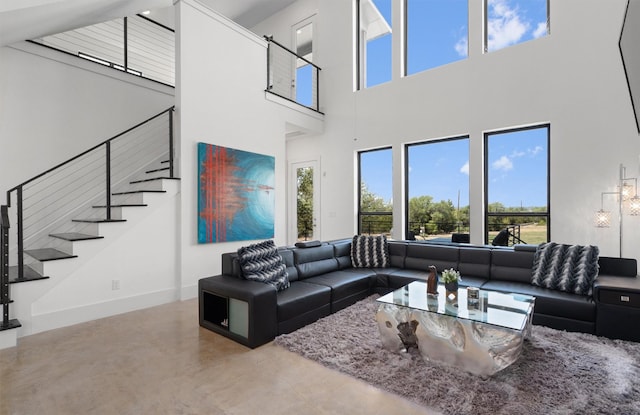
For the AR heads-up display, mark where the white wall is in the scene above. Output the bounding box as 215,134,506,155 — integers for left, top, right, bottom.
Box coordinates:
256,0,640,262
0,41,175,205
176,0,288,298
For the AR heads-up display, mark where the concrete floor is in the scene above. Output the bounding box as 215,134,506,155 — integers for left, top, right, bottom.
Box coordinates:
0,299,440,415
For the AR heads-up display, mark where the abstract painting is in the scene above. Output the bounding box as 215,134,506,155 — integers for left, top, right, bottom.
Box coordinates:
198,142,275,243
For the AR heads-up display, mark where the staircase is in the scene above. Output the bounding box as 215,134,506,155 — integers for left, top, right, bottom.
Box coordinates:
1,107,178,347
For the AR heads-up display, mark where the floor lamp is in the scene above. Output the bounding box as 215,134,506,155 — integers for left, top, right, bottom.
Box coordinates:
594,164,640,257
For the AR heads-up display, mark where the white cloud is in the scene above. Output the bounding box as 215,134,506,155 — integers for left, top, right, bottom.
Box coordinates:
487,0,530,51
493,155,513,171
455,36,468,57
460,161,469,175
528,145,543,156
533,21,548,38
510,150,525,158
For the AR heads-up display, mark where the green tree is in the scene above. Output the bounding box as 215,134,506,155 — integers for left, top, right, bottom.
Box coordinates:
359,182,392,234
297,167,313,238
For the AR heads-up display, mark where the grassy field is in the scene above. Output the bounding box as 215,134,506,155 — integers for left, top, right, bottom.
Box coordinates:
420,224,548,245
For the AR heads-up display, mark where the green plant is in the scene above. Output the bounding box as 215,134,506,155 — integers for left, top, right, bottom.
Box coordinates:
441,268,461,283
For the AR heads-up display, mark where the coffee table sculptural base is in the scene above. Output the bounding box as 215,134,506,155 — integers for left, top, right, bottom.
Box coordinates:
376,282,535,376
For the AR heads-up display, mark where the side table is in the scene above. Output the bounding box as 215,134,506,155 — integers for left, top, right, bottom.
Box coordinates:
594,275,640,342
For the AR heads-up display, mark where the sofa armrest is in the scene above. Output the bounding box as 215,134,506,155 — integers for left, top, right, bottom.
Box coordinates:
593,275,640,296
199,275,278,348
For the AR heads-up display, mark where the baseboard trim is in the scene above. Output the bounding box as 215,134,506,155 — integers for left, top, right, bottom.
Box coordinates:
28,288,179,337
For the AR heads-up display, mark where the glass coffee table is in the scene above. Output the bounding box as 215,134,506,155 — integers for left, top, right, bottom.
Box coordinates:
376,281,535,376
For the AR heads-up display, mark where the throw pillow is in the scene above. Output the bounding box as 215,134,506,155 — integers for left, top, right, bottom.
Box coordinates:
237,240,289,291
531,242,599,296
351,235,390,268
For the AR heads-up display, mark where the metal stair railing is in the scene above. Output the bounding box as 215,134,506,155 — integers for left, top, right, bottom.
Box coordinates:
1,205,20,331
5,106,175,281
264,36,322,113
32,14,175,87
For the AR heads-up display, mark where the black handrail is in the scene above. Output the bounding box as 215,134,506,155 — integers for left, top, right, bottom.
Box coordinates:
264,36,321,71
6,106,174,203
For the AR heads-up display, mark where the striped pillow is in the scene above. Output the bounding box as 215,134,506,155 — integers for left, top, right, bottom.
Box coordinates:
531,242,599,296
237,240,289,291
351,235,390,268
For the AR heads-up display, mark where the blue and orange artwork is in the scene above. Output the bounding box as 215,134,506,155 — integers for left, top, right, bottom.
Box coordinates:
197,142,275,243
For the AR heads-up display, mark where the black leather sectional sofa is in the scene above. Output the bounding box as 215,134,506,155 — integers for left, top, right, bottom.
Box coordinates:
198,239,639,348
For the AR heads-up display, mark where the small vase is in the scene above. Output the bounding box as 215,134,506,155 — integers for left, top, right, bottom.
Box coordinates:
444,281,459,292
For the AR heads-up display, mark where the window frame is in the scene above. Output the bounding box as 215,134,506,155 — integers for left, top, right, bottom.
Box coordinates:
483,124,551,245
357,146,393,235
404,135,470,241
484,0,551,53
403,0,469,77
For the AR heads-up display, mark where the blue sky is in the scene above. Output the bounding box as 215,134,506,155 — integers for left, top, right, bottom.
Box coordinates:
361,127,548,208
360,0,549,209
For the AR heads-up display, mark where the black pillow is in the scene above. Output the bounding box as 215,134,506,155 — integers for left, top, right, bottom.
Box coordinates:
295,240,322,248
531,242,599,296
237,240,289,291
351,235,390,268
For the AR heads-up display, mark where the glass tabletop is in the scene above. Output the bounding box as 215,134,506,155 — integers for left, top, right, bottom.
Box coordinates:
376,281,535,331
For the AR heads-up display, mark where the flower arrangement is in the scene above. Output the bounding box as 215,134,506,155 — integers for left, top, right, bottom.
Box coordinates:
441,268,461,284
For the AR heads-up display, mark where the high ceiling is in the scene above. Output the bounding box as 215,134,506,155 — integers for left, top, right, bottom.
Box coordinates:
0,0,297,47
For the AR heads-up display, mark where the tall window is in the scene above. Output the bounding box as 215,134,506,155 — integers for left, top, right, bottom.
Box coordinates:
357,0,392,89
406,137,470,241
358,148,393,235
485,0,549,53
406,0,468,76
485,125,549,245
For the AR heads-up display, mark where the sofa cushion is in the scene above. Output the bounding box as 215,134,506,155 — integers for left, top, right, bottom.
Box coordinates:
403,243,459,272
277,281,332,323
305,270,374,304
279,249,299,282
332,241,353,269
237,240,290,291
531,242,599,296
481,280,596,323
490,249,535,283
458,247,491,279
351,235,390,268
387,241,407,268
294,244,339,279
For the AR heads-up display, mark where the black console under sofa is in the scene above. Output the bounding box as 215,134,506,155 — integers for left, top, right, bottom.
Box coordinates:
199,239,639,348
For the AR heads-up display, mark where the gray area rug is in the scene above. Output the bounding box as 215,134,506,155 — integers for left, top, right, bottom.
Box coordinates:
274,296,640,415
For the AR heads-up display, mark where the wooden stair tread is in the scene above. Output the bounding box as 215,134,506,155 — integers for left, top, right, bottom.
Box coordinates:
71,219,127,223
50,233,104,241
9,266,49,283
24,248,77,262
112,190,166,195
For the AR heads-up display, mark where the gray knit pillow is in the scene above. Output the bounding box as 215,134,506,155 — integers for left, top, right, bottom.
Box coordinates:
351,235,390,268
531,242,599,296
237,240,289,291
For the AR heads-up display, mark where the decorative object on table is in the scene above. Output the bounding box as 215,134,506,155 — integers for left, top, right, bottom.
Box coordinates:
426,265,438,296
396,320,419,352
442,268,460,291
467,286,480,308
197,142,275,243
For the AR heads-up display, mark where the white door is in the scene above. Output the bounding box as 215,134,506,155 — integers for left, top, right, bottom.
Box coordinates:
288,160,320,244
